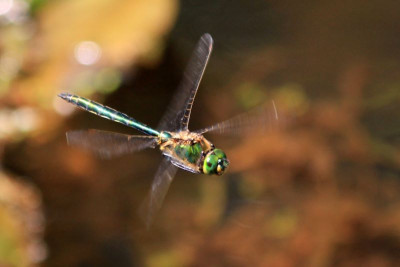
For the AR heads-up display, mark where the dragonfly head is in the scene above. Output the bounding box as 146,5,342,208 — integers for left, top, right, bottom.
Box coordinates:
203,148,229,176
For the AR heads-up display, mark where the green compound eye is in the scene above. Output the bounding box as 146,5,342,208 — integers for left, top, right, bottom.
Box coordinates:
213,149,226,159
203,154,218,174
203,148,229,175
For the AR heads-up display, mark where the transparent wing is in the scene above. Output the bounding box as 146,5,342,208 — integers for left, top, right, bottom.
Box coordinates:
139,157,178,229
157,33,213,132
168,156,201,174
195,101,281,136
66,129,157,159
160,146,201,174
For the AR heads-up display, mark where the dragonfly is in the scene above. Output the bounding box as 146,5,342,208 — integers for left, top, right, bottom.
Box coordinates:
59,34,279,228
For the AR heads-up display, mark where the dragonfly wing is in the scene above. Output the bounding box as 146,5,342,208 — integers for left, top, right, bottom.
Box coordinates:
140,157,178,229
66,129,157,159
168,156,201,174
157,33,213,132
195,101,281,136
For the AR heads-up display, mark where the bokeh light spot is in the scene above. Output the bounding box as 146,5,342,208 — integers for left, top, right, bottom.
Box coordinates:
0,0,13,16
74,41,102,66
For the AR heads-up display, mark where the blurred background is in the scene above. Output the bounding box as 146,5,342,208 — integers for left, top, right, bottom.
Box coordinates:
0,0,399,266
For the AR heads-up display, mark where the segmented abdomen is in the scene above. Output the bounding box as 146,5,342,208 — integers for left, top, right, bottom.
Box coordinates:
58,93,159,136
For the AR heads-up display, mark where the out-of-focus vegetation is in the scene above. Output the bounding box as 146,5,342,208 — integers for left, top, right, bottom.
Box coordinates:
0,173,44,267
0,0,400,266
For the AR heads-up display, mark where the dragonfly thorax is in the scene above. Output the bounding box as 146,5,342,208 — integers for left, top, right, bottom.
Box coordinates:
158,131,228,175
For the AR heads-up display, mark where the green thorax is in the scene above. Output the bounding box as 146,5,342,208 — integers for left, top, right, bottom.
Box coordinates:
159,131,214,174
159,131,229,175
174,142,202,164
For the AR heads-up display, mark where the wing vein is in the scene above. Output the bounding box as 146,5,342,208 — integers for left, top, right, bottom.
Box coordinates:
157,34,213,131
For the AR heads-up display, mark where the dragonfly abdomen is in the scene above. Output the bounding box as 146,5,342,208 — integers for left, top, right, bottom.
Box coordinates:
59,93,159,136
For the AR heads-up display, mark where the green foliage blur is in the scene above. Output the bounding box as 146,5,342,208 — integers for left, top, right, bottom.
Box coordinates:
0,0,399,266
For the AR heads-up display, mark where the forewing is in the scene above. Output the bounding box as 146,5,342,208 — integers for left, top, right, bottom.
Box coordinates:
66,129,156,159
157,33,213,132
139,157,178,229
195,101,281,136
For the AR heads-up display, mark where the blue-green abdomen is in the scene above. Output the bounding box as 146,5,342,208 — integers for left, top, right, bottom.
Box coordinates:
59,93,159,136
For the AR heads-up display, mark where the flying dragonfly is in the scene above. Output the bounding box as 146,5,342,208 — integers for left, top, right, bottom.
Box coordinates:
59,34,279,228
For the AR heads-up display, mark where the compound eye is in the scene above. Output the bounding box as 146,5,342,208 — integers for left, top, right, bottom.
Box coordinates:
203,154,218,175
203,149,229,175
